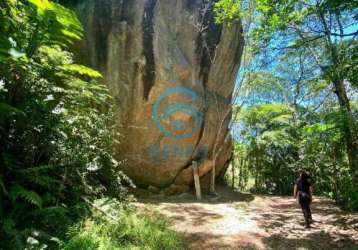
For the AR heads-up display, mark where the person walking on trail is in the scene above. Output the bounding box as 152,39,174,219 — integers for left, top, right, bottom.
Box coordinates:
294,170,314,228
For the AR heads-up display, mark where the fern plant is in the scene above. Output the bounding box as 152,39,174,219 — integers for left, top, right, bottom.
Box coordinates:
0,0,128,248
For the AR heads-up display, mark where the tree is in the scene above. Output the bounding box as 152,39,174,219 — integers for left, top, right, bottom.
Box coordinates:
215,0,358,183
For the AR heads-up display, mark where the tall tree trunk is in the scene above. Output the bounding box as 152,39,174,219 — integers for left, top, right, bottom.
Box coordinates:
316,8,358,183
332,143,339,204
241,157,245,189
254,155,259,190
333,79,358,182
238,158,242,189
232,157,235,190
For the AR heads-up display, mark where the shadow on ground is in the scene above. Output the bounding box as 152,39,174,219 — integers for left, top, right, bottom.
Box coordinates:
133,185,255,204
264,231,358,250
257,196,358,250
134,185,358,250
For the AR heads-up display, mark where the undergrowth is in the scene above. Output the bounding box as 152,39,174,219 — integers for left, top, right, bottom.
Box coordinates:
62,199,185,250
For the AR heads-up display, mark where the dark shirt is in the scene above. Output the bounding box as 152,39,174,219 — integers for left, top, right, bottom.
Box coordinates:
296,177,313,194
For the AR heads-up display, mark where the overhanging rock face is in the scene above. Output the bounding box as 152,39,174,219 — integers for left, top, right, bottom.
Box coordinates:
74,0,244,191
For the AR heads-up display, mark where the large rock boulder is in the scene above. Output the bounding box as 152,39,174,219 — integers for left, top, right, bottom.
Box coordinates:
74,0,244,190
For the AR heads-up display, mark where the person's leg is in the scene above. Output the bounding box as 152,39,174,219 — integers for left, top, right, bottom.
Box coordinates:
307,202,313,222
300,201,310,227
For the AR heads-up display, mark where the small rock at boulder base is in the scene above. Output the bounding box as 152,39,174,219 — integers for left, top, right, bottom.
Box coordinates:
73,0,244,191
148,185,160,193
163,184,191,196
176,192,194,200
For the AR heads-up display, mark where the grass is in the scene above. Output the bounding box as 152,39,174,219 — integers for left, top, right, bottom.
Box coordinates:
62,199,185,250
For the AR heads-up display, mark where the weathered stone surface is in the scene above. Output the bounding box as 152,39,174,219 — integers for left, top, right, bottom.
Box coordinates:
163,184,190,196
147,185,160,193
74,0,244,190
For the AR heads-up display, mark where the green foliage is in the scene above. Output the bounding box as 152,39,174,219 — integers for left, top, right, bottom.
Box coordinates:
214,0,241,23
231,96,358,209
234,103,298,194
63,199,185,250
28,0,83,45
62,64,103,78
231,83,358,206
217,0,358,210
0,0,128,248
10,184,43,208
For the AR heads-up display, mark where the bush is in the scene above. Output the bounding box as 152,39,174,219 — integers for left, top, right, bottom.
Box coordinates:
339,177,358,211
0,1,129,248
63,199,185,250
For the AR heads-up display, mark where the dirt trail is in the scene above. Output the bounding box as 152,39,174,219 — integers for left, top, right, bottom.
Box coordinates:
134,186,358,250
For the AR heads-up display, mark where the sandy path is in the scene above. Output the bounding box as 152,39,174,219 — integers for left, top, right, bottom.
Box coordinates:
134,186,358,250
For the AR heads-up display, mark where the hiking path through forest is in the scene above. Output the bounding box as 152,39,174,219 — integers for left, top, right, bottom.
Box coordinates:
135,185,358,250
